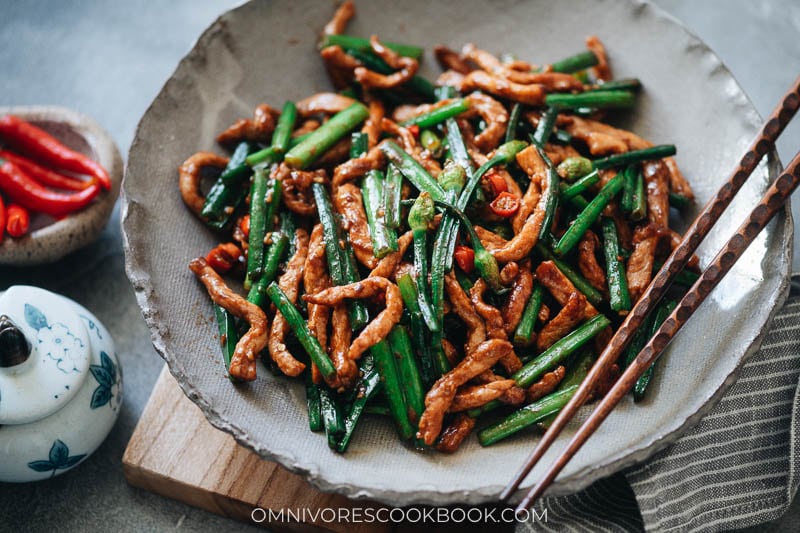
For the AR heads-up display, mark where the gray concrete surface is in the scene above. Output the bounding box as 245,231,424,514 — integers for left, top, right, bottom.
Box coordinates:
0,1,797,531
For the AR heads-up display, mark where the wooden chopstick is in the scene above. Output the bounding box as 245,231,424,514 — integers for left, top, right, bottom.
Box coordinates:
501,74,800,506
516,150,800,511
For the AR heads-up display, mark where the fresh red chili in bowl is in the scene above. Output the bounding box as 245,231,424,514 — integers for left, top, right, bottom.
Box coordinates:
5,204,30,238
0,115,111,191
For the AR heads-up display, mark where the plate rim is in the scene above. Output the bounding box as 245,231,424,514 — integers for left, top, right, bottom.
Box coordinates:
121,0,794,504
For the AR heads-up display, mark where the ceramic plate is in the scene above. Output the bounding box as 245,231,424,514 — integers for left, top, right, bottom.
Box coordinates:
122,0,792,505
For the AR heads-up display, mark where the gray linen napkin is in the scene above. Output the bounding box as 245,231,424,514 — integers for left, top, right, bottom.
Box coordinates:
517,275,800,532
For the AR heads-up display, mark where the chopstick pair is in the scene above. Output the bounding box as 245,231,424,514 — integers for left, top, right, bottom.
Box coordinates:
502,75,800,512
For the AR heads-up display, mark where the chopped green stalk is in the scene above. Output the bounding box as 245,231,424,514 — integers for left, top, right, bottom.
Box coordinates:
313,182,346,284
312,182,369,328
557,157,593,181
202,142,254,229
271,101,297,154
420,129,442,157
213,305,239,378
319,387,345,448
434,200,503,292
336,355,382,452
531,106,558,147
343,47,434,100
285,103,369,169
536,146,560,242
631,169,647,221
380,140,447,201
592,145,677,170
513,283,544,346
549,50,598,73
304,371,323,432
397,274,439,387
634,300,676,401
265,283,337,381
349,131,369,158
478,385,579,445
245,169,281,290
438,86,476,175
553,172,625,256
246,129,307,166
320,33,424,60
388,326,426,425
245,146,281,168
409,193,439,329
513,314,611,387
400,98,470,128
505,103,523,143
339,227,370,329
546,90,636,110
356,132,397,258
589,78,642,92
246,231,289,308
620,165,637,213
362,169,398,258
371,340,416,440
560,169,600,199
536,244,604,306
669,191,691,210
601,217,631,312
384,163,403,229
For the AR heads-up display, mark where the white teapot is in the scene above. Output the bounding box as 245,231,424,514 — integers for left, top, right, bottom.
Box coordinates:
0,286,122,482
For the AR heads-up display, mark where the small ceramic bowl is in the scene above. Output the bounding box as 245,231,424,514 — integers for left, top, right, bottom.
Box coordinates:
0,106,122,266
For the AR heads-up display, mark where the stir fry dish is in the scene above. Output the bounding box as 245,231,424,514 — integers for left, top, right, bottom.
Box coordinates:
181,1,698,453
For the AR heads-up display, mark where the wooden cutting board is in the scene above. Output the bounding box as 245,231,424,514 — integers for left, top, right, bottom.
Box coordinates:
123,367,511,533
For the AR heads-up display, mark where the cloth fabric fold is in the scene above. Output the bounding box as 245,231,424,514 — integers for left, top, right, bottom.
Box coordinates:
518,275,800,532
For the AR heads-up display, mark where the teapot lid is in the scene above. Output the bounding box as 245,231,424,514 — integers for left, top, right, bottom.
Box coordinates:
0,286,91,424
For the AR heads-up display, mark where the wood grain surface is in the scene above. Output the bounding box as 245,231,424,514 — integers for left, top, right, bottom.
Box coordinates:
122,367,390,533
123,367,513,532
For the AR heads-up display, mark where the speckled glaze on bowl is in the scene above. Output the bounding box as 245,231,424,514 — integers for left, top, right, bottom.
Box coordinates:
0,106,122,266
122,0,792,506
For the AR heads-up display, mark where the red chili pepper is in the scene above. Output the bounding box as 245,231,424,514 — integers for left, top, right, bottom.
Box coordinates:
0,150,91,191
0,157,100,217
454,245,475,274
489,191,520,218
486,170,508,196
407,124,420,139
6,204,30,238
205,243,243,275
0,196,6,243
0,115,111,191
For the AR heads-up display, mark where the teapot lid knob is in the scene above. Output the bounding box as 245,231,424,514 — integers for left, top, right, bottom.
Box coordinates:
0,315,31,368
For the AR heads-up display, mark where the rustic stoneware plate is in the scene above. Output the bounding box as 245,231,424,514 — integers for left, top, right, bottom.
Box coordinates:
0,106,122,266
122,0,792,505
